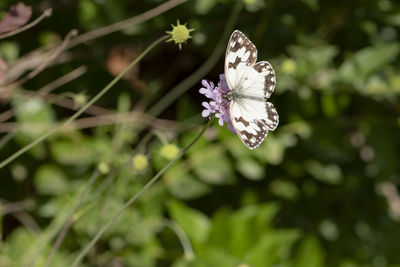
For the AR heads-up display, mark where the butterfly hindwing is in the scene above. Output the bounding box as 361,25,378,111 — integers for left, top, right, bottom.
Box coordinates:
225,30,257,90
230,99,278,149
264,102,279,130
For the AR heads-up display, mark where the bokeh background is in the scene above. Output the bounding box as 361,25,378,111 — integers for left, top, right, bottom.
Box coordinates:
1,0,400,266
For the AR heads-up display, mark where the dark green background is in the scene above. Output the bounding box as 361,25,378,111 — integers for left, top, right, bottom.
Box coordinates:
0,0,400,266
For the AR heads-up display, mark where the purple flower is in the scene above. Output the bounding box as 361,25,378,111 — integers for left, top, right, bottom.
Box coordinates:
199,74,235,134
201,101,217,117
217,74,229,94
199,80,215,99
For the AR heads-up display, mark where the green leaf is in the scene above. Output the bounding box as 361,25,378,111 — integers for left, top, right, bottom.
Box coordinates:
294,236,325,267
338,43,399,83
225,135,253,159
78,0,99,29
50,138,107,166
308,46,338,68
288,45,337,79
338,260,362,267
321,93,338,117
117,91,131,113
34,164,68,195
182,247,240,267
10,96,55,158
0,41,20,62
237,158,265,180
306,160,343,185
207,203,280,257
301,0,319,12
230,204,280,257
0,228,34,264
168,200,211,247
165,164,211,199
195,0,218,14
243,0,265,12
191,146,235,185
13,96,55,139
247,229,301,267
38,31,60,46
253,135,285,165
270,179,299,200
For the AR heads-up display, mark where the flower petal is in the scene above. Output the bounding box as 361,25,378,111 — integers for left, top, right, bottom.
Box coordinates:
218,117,224,126
202,101,210,109
201,79,209,88
202,109,210,117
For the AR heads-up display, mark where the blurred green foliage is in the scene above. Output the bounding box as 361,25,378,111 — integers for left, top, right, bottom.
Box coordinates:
1,0,400,266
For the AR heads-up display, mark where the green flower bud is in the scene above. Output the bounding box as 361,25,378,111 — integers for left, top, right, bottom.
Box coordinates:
132,154,148,171
73,93,88,108
97,162,110,174
281,58,296,74
159,144,180,160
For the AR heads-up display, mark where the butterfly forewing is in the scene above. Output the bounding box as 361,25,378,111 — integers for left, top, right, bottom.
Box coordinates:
225,30,279,149
225,30,257,90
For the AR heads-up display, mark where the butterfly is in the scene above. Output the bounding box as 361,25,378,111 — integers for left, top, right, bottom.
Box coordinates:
225,30,279,149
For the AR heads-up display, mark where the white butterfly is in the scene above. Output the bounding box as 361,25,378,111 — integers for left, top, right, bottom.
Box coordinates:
225,30,279,149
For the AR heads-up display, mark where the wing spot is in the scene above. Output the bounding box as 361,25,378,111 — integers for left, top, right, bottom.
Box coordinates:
228,56,242,69
235,116,250,127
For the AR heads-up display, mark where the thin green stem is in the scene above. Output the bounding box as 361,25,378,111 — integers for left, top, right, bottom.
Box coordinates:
0,35,168,170
71,119,214,267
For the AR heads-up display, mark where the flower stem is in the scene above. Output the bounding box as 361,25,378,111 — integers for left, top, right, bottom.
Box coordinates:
0,35,168,170
71,119,213,267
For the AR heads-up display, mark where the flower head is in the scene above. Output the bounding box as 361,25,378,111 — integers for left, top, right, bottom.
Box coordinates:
73,93,88,108
199,74,236,134
281,58,296,74
160,144,180,160
132,154,148,172
166,20,194,50
97,162,110,174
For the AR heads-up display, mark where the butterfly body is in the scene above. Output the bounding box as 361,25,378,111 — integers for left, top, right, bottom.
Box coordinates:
225,91,265,102
224,30,279,149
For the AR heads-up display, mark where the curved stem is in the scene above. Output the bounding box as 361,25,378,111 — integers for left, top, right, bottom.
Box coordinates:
71,119,213,267
0,35,168,170
162,219,194,261
0,8,52,40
